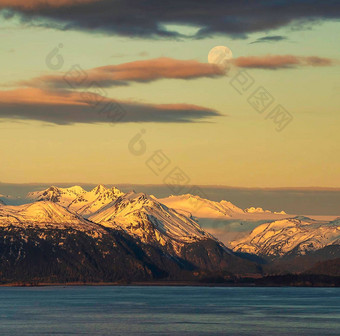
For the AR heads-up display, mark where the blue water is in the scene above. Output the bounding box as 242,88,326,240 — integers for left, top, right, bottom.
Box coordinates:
0,286,339,335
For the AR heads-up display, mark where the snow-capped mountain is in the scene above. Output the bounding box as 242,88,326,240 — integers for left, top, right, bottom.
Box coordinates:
89,191,259,274
27,186,86,207
0,201,106,234
0,201,176,283
90,192,214,247
0,193,260,283
68,185,124,216
27,185,124,217
1,184,339,284
158,194,245,218
231,217,340,258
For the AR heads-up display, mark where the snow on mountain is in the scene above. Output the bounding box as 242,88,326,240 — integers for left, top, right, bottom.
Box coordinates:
0,201,181,283
245,207,271,214
0,201,105,234
158,194,244,218
89,192,215,248
274,211,287,215
27,185,124,217
67,185,124,216
88,194,263,276
231,217,340,258
245,207,286,215
27,186,86,207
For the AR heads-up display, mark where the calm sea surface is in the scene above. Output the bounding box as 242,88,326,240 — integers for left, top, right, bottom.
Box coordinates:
0,286,339,335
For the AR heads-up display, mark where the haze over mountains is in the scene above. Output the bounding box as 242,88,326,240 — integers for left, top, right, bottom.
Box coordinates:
0,184,339,284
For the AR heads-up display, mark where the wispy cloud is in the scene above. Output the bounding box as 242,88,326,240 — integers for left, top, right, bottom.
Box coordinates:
232,55,335,70
0,88,221,125
1,0,340,39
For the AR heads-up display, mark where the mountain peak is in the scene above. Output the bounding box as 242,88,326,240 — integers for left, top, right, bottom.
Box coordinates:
89,191,214,247
47,185,59,192
27,185,87,207
91,184,107,194
66,185,124,217
0,200,102,232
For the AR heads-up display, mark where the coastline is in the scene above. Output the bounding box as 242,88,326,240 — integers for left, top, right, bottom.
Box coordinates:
1,276,340,288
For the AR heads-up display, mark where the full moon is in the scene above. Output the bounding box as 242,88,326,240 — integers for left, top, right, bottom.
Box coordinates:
208,46,233,67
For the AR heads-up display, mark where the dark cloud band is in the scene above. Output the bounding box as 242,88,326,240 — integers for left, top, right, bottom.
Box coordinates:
1,0,340,38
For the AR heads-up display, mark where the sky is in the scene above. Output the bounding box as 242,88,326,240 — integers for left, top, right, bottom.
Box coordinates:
0,0,340,188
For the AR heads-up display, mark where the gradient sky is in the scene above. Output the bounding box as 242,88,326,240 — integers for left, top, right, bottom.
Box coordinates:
0,1,340,187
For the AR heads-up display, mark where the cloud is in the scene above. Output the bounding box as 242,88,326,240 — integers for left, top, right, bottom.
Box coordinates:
13,55,336,93
0,0,98,9
18,58,226,89
1,0,340,39
0,88,221,125
250,35,288,44
232,55,334,70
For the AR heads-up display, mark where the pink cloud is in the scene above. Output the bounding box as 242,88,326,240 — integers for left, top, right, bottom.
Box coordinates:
18,58,226,89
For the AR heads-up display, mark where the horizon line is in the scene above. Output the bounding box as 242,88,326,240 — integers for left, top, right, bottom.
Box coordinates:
1,182,340,192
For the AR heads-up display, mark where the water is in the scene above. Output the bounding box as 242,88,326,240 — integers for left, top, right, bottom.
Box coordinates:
0,286,339,335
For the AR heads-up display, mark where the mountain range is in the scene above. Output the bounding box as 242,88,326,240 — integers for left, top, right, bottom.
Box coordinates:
0,185,260,284
0,185,339,285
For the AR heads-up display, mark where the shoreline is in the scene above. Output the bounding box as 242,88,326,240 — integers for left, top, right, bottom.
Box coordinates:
1,279,340,288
